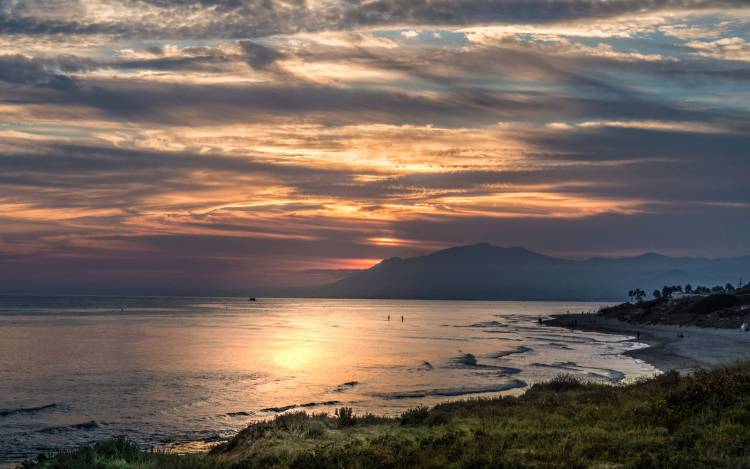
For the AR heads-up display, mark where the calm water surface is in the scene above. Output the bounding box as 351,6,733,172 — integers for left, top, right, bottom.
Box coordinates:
0,297,658,465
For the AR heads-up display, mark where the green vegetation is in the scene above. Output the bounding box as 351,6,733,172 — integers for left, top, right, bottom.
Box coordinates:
605,283,750,328
22,438,219,469
627,288,646,303
629,282,746,302
25,362,750,468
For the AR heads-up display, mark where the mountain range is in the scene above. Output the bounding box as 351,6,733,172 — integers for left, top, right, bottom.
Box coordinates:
305,243,750,301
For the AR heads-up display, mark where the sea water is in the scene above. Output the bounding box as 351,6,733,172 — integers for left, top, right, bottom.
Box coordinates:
0,297,657,465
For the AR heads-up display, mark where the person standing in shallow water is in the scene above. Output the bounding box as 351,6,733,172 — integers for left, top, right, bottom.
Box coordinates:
387,314,390,321
401,315,404,322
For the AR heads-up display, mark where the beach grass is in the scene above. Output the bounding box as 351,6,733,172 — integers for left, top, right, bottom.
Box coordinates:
24,362,750,468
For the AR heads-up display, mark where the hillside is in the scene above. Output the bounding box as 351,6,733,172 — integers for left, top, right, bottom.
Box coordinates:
598,285,750,328
314,243,750,300
26,363,750,468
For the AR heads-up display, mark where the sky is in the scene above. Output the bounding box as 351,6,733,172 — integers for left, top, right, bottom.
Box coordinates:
1,0,749,294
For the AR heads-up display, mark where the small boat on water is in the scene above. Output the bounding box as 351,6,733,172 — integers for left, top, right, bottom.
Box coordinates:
248,297,256,302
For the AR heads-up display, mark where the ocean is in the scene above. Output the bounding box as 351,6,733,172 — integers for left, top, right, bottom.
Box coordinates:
0,297,657,465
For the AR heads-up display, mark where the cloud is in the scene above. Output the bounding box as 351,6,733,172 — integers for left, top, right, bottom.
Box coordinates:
4,41,742,131
464,32,669,62
659,23,730,39
389,207,750,260
0,54,77,89
687,37,750,62
339,0,749,30
2,0,748,39
1,0,749,293
238,40,287,69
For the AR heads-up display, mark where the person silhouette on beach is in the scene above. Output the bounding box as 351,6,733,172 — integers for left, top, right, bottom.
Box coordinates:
401,315,404,322
387,314,390,321
636,331,640,340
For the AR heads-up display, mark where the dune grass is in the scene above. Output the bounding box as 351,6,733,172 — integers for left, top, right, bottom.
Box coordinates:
24,362,750,468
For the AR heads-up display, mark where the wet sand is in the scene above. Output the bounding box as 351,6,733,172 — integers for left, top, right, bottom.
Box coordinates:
546,314,750,374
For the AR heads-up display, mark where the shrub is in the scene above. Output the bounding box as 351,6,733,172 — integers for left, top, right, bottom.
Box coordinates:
22,437,222,469
26,363,750,469
305,420,326,438
335,407,355,427
531,373,584,392
400,405,430,426
687,294,741,315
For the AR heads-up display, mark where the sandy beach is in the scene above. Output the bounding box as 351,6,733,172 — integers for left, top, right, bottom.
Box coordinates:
546,314,750,374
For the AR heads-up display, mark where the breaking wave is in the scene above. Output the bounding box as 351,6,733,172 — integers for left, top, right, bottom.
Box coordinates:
260,400,343,414
39,420,99,433
0,403,58,418
485,346,532,358
373,380,527,399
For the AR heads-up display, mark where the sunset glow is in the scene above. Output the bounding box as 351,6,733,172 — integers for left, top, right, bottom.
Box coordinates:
1,0,749,294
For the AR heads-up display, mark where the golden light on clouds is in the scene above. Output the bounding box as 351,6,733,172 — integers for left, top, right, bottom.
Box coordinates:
368,237,409,246
0,0,748,290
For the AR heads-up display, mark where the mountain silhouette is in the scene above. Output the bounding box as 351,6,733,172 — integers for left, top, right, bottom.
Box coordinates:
313,243,750,300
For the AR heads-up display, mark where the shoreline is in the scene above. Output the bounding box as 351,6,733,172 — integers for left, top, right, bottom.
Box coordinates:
14,312,750,468
153,314,744,458
22,363,750,468
546,313,750,374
